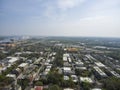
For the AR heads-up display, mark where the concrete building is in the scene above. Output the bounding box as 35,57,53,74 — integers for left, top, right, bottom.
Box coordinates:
63,67,74,75
95,62,105,67
71,75,78,83
80,77,93,83
8,57,19,64
64,75,69,80
18,63,28,71
75,61,84,67
93,66,107,79
64,88,74,90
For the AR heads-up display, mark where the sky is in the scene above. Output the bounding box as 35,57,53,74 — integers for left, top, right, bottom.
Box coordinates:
0,0,120,37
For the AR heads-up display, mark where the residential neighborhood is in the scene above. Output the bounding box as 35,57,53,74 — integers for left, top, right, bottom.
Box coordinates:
0,36,120,90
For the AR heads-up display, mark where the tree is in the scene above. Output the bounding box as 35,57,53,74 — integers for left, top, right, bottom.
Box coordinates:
0,52,6,59
0,76,14,87
75,69,81,76
35,81,43,86
49,85,61,90
101,77,120,90
62,79,75,88
47,69,63,86
75,69,91,77
47,71,63,85
81,82,93,90
17,78,30,90
81,70,91,77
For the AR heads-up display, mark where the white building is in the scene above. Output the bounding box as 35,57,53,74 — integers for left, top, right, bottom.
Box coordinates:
63,67,73,75
93,66,107,78
95,62,105,67
63,53,70,62
8,57,19,64
64,88,74,90
80,77,93,83
18,63,28,70
71,75,78,82
64,75,69,80
75,61,84,67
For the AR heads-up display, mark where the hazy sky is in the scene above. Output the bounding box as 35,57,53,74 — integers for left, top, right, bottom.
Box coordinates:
0,0,120,37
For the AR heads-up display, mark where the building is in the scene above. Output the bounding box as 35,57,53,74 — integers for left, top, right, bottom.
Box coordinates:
95,62,105,67
18,63,28,71
33,86,43,90
93,66,107,79
71,75,78,83
75,61,84,67
91,88,102,90
64,75,69,80
80,77,93,83
109,70,120,78
64,88,74,90
75,66,87,70
63,67,74,75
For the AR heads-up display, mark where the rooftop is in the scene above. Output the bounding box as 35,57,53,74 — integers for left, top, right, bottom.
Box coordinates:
35,86,43,90
63,67,71,71
8,57,18,63
64,76,69,80
64,88,74,90
19,63,28,67
95,62,105,67
94,66,107,76
80,77,93,83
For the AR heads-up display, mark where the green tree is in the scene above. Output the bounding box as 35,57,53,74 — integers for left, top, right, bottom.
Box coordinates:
17,78,30,90
35,81,43,86
0,76,14,87
102,77,120,90
47,71,63,86
82,82,93,90
49,85,61,90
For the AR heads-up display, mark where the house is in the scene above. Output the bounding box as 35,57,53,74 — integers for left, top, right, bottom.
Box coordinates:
7,57,19,65
63,67,74,75
75,61,84,67
18,63,28,71
64,75,69,80
80,77,93,83
64,88,74,90
75,66,87,70
64,62,71,67
63,67,71,72
71,75,78,83
91,88,102,90
32,86,43,90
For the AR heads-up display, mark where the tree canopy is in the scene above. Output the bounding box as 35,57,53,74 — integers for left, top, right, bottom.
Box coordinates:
102,77,120,90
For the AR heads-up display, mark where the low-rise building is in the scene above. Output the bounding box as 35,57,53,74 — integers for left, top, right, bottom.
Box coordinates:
75,61,84,67
80,77,93,83
95,62,105,67
63,67,74,75
93,66,107,79
71,75,78,83
64,75,69,80
91,88,102,90
18,63,28,71
7,57,19,65
64,88,74,90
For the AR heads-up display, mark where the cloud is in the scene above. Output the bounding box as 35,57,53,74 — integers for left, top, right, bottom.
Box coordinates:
57,0,85,10
42,0,86,20
84,0,120,17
